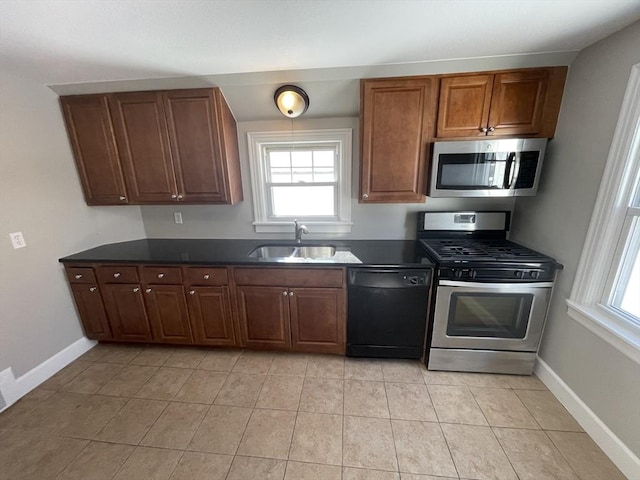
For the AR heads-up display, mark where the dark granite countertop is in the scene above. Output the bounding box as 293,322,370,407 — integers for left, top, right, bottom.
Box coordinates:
59,238,434,268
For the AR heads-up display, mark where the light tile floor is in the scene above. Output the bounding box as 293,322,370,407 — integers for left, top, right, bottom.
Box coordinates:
0,344,627,480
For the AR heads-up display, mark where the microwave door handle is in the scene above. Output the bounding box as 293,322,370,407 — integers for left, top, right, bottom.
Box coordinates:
503,152,515,188
509,153,521,189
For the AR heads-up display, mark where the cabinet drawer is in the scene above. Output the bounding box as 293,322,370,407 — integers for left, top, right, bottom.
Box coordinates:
186,267,229,286
233,267,344,288
96,265,139,284
140,266,183,284
65,267,96,284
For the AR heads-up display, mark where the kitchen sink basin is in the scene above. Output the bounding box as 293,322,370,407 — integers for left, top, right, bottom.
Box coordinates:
248,244,336,260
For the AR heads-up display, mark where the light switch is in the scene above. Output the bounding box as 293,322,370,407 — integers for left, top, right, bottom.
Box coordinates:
174,212,183,224
9,232,26,249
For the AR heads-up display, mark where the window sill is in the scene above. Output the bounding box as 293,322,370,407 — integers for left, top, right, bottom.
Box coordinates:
253,221,353,234
566,299,640,364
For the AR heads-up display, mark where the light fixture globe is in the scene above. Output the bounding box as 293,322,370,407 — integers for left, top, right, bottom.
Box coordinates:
274,85,309,118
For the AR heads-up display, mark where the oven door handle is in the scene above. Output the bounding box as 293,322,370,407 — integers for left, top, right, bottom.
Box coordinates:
439,280,554,289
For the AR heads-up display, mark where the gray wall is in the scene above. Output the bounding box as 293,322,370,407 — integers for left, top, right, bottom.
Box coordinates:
511,21,640,456
141,117,515,239
0,69,146,377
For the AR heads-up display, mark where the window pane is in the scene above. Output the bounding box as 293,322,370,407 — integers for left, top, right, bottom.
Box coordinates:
268,151,291,167
314,150,335,167
271,185,335,216
291,151,312,167
613,218,640,320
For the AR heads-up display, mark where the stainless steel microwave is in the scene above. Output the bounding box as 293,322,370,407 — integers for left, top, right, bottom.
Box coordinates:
429,138,547,197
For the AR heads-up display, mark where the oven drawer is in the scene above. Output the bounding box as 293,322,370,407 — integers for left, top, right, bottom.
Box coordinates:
430,282,552,352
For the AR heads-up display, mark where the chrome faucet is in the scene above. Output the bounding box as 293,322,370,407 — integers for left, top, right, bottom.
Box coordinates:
294,220,309,244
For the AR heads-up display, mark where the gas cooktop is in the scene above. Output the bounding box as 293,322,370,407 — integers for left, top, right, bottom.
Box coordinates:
418,238,553,263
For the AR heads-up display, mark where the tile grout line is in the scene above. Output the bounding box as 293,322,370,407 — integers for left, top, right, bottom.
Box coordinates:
541,428,584,480
382,375,401,475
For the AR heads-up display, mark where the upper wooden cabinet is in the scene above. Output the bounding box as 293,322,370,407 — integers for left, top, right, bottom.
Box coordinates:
359,77,437,203
60,88,243,205
60,95,128,205
436,67,567,138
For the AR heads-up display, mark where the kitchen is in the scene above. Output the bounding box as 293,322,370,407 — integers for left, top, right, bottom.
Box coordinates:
1,2,639,479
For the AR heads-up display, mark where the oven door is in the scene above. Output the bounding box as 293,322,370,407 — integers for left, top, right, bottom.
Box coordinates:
431,280,553,351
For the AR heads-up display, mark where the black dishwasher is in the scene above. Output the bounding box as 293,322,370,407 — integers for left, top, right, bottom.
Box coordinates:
347,268,431,359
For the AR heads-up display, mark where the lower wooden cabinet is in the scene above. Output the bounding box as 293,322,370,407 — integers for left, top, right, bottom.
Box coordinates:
143,285,193,343
101,284,152,342
290,288,345,354
187,286,236,346
70,283,112,340
236,286,291,350
233,268,346,354
63,264,346,354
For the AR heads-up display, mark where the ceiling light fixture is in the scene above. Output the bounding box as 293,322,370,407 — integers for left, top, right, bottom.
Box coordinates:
274,85,309,118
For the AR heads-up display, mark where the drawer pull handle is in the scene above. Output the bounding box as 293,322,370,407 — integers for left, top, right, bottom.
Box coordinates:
157,273,165,279
74,274,83,279
89,286,97,292
113,273,121,278
145,288,152,294
189,290,195,295
133,287,139,293
203,274,210,280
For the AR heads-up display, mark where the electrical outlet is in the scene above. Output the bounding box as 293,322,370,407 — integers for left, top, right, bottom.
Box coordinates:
174,212,183,224
9,232,26,249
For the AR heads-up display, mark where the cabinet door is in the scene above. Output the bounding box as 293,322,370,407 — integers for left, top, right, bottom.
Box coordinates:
110,92,177,203
60,95,128,205
102,284,152,341
487,69,549,137
436,74,493,138
143,285,193,343
360,78,435,203
163,89,230,204
289,288,345,354
70,284,112,340
236,286,291,349
187,286,236,346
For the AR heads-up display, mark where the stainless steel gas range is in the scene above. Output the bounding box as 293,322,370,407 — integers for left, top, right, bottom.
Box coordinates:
417,211,563,375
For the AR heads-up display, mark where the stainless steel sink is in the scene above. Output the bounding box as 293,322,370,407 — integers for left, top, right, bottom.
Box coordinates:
248,244,336,260
249,245,298,258
296,246,336,258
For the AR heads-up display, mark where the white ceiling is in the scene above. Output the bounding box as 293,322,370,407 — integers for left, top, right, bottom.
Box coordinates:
2,0,639,120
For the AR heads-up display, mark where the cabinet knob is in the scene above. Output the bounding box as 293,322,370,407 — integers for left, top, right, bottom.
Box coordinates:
145,288,152,294
74,274,83,279
289,291,294,297
133,287,139,293
481,127,488,133
189,290,195,295
203,274,210,280
119,196,126,201
362,193,369,200
177,194,183,200
157,273,165,279
171,194,177,199
488,126,495,132
113,273,121,278
282,291,288,296
89,286,97,292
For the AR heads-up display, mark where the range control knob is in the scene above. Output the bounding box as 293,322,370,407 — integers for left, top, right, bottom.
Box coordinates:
453,269,463,279
469,269,477,279
529,270,540,279
515,270,524,279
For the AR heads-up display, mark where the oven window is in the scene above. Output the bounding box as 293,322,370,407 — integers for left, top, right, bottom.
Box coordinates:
447,293,533,338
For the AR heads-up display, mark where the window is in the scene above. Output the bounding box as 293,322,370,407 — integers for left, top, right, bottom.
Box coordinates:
247,129,352,233
568,63,640,362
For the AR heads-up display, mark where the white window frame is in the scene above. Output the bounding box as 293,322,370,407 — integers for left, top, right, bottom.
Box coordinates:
567,63,640,364
247,128,352,234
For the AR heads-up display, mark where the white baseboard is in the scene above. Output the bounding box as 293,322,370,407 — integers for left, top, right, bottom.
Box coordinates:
535,357,640,479
0,337,96,412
